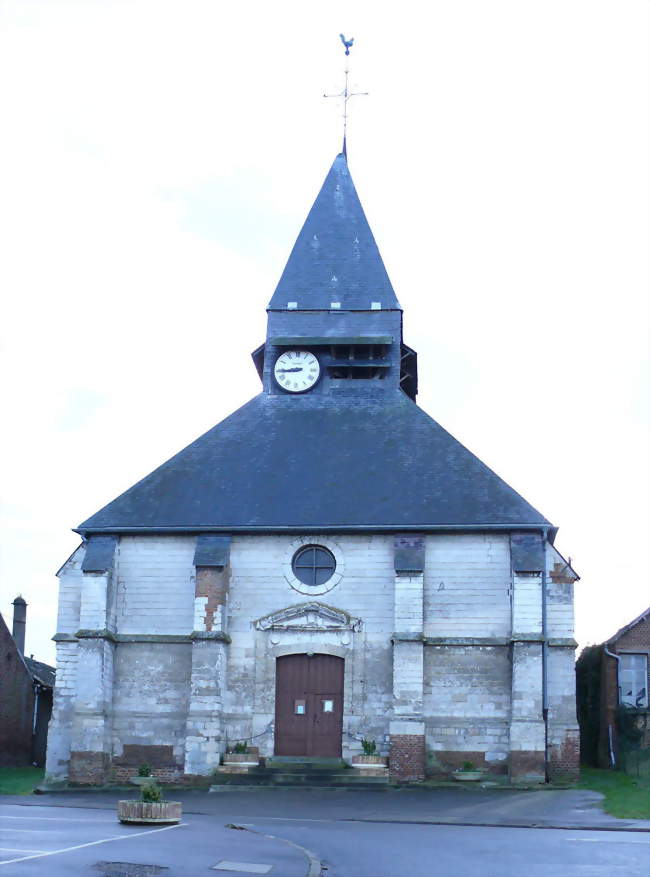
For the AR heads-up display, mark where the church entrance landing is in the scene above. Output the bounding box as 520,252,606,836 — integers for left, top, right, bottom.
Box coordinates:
274,654,343,757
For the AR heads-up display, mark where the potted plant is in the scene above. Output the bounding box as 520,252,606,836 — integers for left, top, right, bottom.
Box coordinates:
118,782,182,825
130,763,153,786
218,742,260,774
351,738,388,774
452,760,484,782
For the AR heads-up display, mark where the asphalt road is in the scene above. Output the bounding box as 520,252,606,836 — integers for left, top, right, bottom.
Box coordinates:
2,788,650,876
0,804,311,876
249,819,650,876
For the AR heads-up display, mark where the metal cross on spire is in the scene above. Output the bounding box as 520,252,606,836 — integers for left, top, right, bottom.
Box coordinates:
324,33,368,158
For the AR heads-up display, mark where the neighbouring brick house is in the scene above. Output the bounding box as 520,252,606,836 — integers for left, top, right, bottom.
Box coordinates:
577,607,650,770
0,598,55,767
45,153,580,787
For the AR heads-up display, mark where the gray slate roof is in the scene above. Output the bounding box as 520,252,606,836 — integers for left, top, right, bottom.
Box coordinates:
78,392,551,534
268,154,401,311
24,656,55,688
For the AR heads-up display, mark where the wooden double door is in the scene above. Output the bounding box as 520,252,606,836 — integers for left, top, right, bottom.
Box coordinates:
274,654,344,757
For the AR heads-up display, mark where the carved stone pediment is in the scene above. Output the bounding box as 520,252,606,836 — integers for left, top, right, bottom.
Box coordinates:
253,601,362,632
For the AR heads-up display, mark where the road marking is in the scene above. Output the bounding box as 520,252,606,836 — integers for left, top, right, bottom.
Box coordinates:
0,849,49,854
0,829,60,833
212,863,272,874
0,822,185,866
0,815,114,822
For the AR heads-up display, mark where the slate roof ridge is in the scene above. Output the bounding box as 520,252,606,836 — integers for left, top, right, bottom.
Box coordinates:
268,153,401,312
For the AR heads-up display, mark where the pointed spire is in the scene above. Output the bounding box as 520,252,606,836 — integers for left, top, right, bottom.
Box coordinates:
268,155,400,311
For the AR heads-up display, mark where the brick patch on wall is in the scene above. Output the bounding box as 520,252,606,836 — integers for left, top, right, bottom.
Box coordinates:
195,567,228,631
509,749,545,781
548,731,580,782
389,734,425,782
113,764,183,784
69,751,110,785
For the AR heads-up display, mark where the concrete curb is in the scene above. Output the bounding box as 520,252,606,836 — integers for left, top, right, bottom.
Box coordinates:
340,817,650,833
228,824,321,877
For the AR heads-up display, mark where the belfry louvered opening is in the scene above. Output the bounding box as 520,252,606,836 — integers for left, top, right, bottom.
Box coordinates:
327,344,389,379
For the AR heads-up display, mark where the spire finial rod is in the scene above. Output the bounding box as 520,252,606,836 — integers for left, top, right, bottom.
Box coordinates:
324,34,368,157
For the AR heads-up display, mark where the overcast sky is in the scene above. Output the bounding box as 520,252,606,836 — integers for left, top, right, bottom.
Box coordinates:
0,1,648,665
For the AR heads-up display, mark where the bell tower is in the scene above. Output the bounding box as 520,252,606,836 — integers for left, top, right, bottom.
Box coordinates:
252,153,418,400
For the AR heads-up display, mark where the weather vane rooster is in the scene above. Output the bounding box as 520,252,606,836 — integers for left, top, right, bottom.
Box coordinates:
339,33,354,56
325,34,367,156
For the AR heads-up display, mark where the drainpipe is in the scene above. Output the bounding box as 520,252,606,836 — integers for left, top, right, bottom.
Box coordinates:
604,644,620,767
541,528,549,782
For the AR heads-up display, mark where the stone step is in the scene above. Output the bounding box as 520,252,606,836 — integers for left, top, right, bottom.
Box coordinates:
264,757,347,771
210,784,390,792
212,770,389,787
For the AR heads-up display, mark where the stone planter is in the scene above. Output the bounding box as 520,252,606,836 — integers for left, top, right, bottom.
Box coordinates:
117,800,182,824
222,753,260,766
452,770,484,782
352,755,388,768
217,749,260,774
351,755,388,777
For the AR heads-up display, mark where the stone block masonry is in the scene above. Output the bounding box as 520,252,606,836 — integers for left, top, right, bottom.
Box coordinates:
45,531,580,785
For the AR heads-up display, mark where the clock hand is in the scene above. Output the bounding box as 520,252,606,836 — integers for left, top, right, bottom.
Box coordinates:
277,367,303,373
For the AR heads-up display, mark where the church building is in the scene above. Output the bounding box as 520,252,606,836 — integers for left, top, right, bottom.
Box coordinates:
45,153,579,786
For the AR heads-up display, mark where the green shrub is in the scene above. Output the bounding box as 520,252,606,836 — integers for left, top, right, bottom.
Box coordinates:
137,763,152,777
140,782,163,803
460,761,475,772
361,738,377,756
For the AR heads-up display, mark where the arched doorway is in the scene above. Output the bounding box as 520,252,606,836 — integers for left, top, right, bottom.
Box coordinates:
274,653,344,757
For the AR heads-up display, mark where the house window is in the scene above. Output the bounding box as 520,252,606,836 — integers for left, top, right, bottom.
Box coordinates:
619,654,648,708
291,546,336,586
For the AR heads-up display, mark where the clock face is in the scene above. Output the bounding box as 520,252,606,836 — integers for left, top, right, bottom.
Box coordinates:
274,350,320,393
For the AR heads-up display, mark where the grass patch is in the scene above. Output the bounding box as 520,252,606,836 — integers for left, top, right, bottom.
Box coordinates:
0,767,44,796
578,767,650,819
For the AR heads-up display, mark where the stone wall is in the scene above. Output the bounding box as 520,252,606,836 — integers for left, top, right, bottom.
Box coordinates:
424,645,511,774
424,534,511,638
116,537,195,635
226,534,395,760
45,531,580,784
112,643,192,774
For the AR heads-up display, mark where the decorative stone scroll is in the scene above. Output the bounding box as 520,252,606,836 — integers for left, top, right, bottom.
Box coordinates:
253,601,362,632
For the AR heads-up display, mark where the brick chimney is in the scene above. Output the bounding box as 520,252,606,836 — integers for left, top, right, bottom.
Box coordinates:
12,596,26,655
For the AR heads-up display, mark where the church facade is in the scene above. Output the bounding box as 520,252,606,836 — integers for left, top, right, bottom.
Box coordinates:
45,154,579,785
